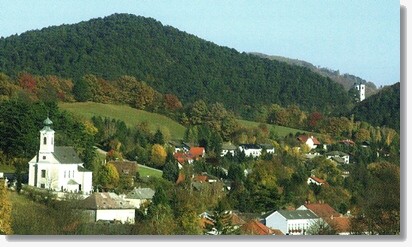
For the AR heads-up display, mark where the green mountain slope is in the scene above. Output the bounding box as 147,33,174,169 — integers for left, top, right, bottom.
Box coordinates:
250,52,379,97
0,13,351,116
350,82,400,131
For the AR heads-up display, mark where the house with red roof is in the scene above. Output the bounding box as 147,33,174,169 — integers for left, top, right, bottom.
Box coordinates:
297,202,351,235
240,219,283,235
307,175,327,186
297,135,321,150
189,147,205,159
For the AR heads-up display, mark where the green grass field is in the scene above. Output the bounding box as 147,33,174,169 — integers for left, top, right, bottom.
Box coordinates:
138,165,163,178
59,102,307,141
59,102,186,140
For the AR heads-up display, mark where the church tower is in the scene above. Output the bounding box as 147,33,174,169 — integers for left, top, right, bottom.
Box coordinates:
39,117,55,153
355,83,366,102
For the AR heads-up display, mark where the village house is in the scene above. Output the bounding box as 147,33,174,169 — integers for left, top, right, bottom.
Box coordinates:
79,192,135,224
122,187,155,209
325,151,350,165
297,135,321,150
297,202,351,235
264,209,320,235
307,175,327,186
220,142,237,157
240,219,283,235
238,144,262,158
27,117,93,195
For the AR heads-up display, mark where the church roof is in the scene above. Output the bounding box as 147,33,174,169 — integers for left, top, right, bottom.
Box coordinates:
43,117,53,125
53,146,83,164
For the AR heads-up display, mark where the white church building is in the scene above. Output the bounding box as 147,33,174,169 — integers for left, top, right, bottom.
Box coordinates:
28,117,93,195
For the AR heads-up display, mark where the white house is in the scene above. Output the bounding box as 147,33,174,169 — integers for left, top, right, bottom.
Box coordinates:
28,117,93,195
221,142,237,157
80,192,135,224
238,144,262,158
325,151,350,165
265,209,320,235
307,175,327,186
297,135,321,150
122,187,155,209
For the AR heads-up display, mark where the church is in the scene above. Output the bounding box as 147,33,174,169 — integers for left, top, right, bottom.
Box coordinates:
28,117,93,195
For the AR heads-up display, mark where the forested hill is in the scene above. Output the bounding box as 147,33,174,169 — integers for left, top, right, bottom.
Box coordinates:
0,13,351,115
249,52,379,97
351,82,400,131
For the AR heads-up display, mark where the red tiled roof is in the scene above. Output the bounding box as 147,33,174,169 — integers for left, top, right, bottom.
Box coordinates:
229,213,246,226
240,219,279,235
298,135,321,145
309,176,327,184
189,147,205,158
173,152,193,165
304,203,341,219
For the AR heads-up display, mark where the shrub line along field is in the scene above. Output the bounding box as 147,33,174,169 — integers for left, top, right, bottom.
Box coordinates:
59,102,306,142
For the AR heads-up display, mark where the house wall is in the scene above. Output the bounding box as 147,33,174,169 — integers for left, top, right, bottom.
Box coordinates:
95,209,135,224
286,218,317,235
80,171,93,194
29,159,93,194
239,147,262,157
124,198,146,209
265,212,288,234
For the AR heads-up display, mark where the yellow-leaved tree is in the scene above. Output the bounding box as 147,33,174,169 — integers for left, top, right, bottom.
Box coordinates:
0,180,13,234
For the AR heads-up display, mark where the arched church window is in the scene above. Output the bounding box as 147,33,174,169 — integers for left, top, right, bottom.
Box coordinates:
43,137,47,145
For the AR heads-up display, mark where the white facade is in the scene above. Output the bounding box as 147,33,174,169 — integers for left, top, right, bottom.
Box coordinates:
94,209,135,224
238,144,262,158
355,83,366,101
28,117,93,195
265,210,320,235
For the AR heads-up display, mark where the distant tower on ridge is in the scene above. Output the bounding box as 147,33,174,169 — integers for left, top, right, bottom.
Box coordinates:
354,82,366,102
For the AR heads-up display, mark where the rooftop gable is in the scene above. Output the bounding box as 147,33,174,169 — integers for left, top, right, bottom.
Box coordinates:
241,219,278,235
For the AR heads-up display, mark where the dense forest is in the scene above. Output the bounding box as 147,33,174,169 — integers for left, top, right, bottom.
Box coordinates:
350,82,400,132
0,13,352,117
250,52,379,96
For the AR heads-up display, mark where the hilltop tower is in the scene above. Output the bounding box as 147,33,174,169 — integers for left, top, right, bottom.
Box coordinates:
355,83,366,102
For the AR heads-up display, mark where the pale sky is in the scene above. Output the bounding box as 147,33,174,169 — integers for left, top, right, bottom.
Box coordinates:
0,0,402,87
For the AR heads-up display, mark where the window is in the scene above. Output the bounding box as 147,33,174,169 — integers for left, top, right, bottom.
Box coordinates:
43,137,47,145
51,138,54,145
41,170,46,178
64,171,66,178
40,183,45,188
43,156,46,160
